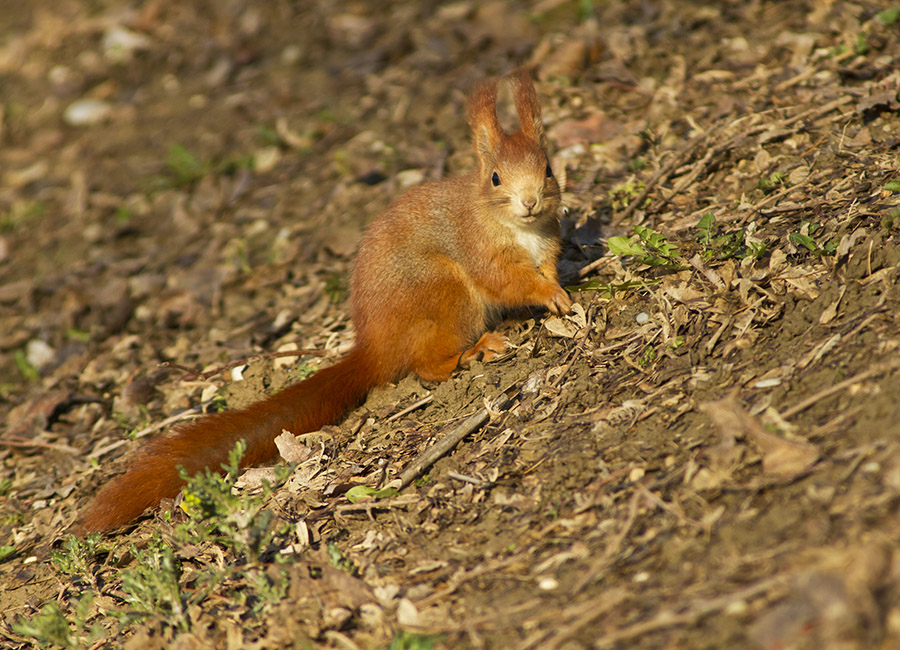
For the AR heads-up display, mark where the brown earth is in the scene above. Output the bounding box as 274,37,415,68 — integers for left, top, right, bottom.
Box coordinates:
2,1,900,648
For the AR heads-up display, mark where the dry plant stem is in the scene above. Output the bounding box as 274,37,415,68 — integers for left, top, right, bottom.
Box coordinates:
636,483,704,529
86,408,204,460
386,394,434,422
576,254,613,279
0,437,79,453
521,592,628,650
642,97,853,227
781,357,900,420
336,495,419,513
775,95,852,130
594,575,788,648
649,145,716,215
323,630,363,650
447,471,489,486
575,490,642,593
613,136,706,226
415,555,520,609
398,394,510,489
741,168,831,225
162,348,326,381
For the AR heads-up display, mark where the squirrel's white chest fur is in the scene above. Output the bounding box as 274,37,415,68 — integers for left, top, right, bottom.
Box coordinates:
512,225,547,266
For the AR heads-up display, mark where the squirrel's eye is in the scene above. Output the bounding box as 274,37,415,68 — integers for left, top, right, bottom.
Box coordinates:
491,171,501,187
545,164,553,178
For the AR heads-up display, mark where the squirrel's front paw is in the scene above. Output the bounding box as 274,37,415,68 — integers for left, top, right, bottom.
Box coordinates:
547,287,572,316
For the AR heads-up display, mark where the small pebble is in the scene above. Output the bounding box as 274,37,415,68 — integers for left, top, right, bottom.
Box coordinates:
395,169,426,190
26,339,55,370
102,25,152,61
725,599,749,616
861,461,881,474
63,99,112,126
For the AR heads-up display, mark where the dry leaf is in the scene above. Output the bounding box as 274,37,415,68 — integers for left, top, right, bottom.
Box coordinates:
544,304,586,338
701,396,818,479
235,467,280,490
274,430,314,463
664,283,710,306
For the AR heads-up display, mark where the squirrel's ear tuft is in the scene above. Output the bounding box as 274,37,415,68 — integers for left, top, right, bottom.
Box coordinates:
467,77,502,163
507,68,544,146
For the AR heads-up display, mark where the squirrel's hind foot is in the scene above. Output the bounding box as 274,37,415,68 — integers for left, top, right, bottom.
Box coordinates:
459,332,509,366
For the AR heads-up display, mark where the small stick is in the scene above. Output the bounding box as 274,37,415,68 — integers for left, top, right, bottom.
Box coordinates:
162,348,326,381
576,254,612,279
613,136,705,226
86,407,205,460
398,394,510,489
447,471,491,487
415,555,520,609
0,437,79,453
387,394,433,422
574,490,642,592
595,575,787,648
781,357,900,420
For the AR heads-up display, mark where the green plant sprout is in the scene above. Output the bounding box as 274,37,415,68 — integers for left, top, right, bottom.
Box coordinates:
609,180,648,210
756,171,786,193
13,593,103,650
175,440,292,563
608,225,684,269
695,213,766,261
789,221,838,256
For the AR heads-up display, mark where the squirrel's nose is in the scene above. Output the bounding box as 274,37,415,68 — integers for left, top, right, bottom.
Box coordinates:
522,197,537,211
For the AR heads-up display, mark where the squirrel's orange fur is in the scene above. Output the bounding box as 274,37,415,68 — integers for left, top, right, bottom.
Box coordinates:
78,69,571,533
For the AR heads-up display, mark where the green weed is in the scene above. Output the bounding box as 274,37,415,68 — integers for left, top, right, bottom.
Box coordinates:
327,542,354,573
256,123,284,147
639,345,658,367
50,534,109,590
114,205,133,225
165,143,210,187
174,440,292,563
119,536,190,631
695,213,766,261
13,594,103,650
877,7,899,25
0,200,46,233
13,348,39,381
608,225,684,269
609,180,648,210
345,485,400,503
789,222,837,256
756,171,786,193
324,272,348,302
387,631,443,650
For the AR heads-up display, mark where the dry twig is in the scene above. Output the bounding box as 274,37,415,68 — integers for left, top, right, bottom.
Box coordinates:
397,393,510,489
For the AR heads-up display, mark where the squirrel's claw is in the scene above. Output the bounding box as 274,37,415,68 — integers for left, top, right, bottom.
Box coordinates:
547,287,573,316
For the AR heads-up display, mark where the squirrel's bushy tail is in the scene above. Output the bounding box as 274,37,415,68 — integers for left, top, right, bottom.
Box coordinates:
78,347,378,533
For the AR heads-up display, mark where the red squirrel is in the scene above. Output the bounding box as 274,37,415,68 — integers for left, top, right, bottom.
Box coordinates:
78,69,572,533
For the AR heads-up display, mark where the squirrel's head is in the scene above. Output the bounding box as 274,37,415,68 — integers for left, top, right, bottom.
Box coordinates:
467,69,560,223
